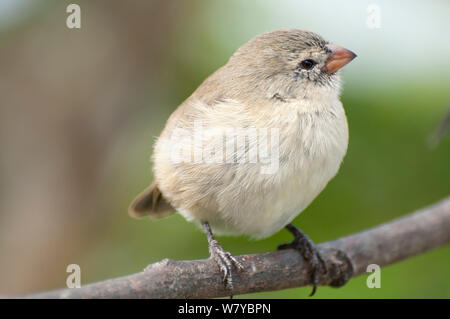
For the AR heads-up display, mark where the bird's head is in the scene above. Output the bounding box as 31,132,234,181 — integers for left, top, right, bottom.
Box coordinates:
226,29,356,101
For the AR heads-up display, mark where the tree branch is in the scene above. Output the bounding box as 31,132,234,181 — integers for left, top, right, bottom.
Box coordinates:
28,196,450,299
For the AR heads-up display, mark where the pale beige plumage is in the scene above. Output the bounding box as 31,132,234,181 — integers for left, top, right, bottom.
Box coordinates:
130,29,353,239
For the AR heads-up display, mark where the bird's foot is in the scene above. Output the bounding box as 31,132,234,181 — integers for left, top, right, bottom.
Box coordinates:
278,224,327,296
209,239,244,290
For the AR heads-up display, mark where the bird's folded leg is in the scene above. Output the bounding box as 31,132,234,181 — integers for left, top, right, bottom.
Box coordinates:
202,222,244,291
277,223,328,296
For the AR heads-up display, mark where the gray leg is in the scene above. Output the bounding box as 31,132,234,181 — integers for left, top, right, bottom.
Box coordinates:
202,222,244,290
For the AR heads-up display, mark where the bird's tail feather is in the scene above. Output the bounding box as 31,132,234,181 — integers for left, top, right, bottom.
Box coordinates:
128,182,175,219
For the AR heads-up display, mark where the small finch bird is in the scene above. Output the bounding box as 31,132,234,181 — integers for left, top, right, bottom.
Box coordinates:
129,29,356,295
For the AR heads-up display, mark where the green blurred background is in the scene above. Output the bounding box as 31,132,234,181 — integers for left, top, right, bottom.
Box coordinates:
0,0,449,298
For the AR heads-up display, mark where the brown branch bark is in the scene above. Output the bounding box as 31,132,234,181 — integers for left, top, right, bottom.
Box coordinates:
27,196,450,299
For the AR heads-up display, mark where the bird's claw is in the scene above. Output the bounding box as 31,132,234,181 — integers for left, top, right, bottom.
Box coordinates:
209,240,244,290
278,228,327,296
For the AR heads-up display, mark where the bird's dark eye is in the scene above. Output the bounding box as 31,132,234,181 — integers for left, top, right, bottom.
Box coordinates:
299,59,317,70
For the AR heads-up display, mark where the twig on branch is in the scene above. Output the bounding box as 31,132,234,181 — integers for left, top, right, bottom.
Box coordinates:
27,196,450,299
429,107,450,148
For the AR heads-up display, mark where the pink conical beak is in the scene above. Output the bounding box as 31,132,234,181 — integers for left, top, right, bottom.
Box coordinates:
322,44,357,74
